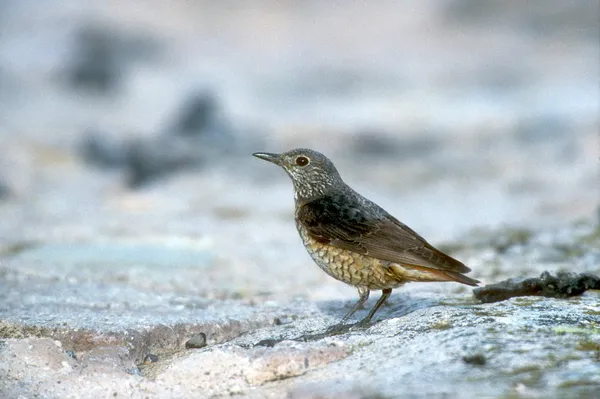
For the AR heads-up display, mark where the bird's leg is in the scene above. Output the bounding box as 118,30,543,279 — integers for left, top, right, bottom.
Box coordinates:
327,287,369,333
355,288,392,327
341,286,370,324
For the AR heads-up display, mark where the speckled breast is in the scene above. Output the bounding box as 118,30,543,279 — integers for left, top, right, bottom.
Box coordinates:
295,220,404,290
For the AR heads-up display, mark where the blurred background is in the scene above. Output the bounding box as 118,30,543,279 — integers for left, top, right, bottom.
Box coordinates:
0,1,598,297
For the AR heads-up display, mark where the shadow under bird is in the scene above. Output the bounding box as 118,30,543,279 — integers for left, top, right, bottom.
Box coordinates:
253,148,479,329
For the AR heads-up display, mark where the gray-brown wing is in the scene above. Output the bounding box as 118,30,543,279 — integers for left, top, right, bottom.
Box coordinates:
297,195,471,274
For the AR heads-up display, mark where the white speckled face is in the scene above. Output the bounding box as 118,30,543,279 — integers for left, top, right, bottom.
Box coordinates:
253,148,346,201
276,149,345,201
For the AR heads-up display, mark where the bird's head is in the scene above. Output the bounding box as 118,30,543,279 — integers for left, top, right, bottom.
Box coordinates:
253,148,344,201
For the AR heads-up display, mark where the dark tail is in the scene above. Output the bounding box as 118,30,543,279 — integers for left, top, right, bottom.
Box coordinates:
441,271,480,286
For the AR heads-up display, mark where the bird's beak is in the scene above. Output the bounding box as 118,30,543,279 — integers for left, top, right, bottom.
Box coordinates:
252,152,282,166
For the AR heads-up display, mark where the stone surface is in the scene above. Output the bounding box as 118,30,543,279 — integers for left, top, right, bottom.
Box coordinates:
1,223,599,398
0,1,598,398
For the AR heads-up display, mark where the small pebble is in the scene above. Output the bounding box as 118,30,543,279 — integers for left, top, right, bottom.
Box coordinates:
255,338,280,347
144,354,159,364
127,367,142,376
185,333,207,349
462,353,486,366
273,316,293,325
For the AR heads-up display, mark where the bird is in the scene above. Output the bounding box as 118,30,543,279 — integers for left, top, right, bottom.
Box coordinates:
252,148,479,328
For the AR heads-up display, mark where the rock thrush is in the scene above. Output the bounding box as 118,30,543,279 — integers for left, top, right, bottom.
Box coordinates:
253,148,479,327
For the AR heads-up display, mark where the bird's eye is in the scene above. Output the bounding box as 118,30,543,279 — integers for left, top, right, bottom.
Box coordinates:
295,156,310,166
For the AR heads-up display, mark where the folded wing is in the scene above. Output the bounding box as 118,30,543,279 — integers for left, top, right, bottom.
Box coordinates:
297,195,479,286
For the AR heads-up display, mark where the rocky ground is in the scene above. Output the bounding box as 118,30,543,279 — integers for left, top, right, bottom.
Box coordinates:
0,1,599,398
1,224,599,398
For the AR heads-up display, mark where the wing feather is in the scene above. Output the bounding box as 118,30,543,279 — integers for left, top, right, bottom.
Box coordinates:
297,195,474,278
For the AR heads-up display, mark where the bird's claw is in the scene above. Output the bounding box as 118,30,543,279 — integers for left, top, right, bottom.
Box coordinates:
351,318,373,330
325,323,353,335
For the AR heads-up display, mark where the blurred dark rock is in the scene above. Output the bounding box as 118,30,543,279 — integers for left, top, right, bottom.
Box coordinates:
68,26,122,93
0,71,6,102
125,135,204,187
351,133,399,158
476,66,527,93
125,91,239,187
171,92,218,136
515,115,570,144
488,228,533,254
290,67,379,98
473,271,600,303
80,131,205,187
79,130,207,188
67,25,161,93
352,131,441,159
165,90,240,153
0,1,6,37
80,90,254,187
514,115,577,162
0,179,10,200
445,0,600,39
79,130,129,168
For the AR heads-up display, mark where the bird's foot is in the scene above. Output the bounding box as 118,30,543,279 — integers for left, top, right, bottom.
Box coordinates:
290,318,376,343
325,322,353,335
326,318,373,334
290,323,351,342
351,317,373,330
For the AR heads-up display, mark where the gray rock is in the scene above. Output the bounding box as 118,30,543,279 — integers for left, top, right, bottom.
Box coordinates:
2,223,599,397
185,333,207,349
445,0,600,39
79,130,130,168
474,271,600,303
78,92,252,188
462,353,486,366
0,179,9,200
352,132,442,160
170,92,219,137
67,24,161,93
